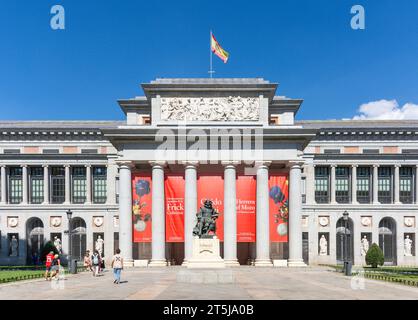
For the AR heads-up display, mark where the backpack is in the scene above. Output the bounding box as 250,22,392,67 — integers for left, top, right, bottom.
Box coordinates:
93,254,99,265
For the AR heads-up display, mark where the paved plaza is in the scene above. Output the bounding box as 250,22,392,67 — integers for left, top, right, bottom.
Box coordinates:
0,266,418,300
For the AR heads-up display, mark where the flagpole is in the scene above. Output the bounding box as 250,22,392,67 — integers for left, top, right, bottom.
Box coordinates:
209,30,214,78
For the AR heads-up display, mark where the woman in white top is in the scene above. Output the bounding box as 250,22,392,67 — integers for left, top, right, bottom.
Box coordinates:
111,248,124,284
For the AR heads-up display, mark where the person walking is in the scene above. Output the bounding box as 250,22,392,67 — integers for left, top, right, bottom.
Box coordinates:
44,251,55,280
50,254,61,280
83,250,92,272
111,249,123,284
91,250,101,277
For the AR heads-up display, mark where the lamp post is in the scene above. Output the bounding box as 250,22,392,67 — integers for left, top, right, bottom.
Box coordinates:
66,209,73,273
342,210,351,276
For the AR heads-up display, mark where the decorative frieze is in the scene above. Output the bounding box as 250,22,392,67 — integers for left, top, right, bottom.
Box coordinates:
160,97,260,121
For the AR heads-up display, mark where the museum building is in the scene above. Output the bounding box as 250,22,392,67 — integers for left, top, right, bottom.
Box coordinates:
0,78,417,267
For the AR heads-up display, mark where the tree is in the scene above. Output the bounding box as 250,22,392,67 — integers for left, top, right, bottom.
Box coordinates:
40,241,59,263
365,243,384,268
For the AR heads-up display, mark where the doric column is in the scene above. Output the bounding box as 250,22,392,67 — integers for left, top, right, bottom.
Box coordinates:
394,164,400,204
149,161,167,267
288,163,306,267
330,165,336,204
351,165,358,204
118,162,134,266
1,166,6,204
43,165,49,204
222,161,239,266
183,161,198,265
22,165,28,204
255,161,273,267
64,165,71,204
85,165,92,204
373,165,379,204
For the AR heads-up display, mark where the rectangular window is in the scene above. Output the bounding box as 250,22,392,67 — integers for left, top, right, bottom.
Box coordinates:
335,167,350,203
93,166,107,204
378,166,392,204
8,167,22,204
315,166,329,203
30,167,44,204
51,167,65,204
72,167,86,204
357,167,371,204
400,167,413,204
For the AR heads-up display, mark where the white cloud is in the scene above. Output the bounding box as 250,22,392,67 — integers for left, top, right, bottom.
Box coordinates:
353,99,418,120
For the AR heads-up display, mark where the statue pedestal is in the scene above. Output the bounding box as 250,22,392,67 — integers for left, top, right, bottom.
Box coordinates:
187,237,225,269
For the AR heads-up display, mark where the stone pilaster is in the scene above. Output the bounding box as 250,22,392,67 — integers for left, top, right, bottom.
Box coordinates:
305,164,315,205
64,165,71,204
351,165,358,204
149,161,167,267
43,165,49,204
85,165,92,204
330,165,336,204
222,161,239,266
22,165,28,204
183,161,198,265
288,163,306,267
118,162,134,266
416,165,418,204
373,164,379,204
255,161,273,267
394,164,400,204
1,166,6,204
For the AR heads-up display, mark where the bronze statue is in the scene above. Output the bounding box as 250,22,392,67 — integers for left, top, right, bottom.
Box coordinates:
193,200,219,238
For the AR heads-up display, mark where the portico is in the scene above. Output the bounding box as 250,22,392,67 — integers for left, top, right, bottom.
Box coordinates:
103,78,316,267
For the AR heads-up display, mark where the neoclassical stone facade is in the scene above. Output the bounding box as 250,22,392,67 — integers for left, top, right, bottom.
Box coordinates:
0,78,417,267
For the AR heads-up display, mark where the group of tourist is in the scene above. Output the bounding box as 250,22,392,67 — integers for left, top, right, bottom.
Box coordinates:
43,249,124,284
83,248,124,284
44,251,61,281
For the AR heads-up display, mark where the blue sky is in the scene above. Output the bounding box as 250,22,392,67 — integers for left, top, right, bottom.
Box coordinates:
0,0,417,121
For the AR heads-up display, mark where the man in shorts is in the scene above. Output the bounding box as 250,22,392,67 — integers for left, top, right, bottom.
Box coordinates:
45,251,55,280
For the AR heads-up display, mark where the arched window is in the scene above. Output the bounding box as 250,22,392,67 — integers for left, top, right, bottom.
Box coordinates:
71,218,87,261
26,218,44,264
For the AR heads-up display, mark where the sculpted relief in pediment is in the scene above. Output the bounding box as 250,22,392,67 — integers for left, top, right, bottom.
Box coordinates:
160,97,260,121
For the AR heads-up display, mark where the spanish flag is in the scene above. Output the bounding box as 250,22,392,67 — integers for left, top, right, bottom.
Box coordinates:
211,33,229,63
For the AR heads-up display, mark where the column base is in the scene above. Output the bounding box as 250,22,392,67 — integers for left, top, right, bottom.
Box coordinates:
148,259,167,267
181,260,188,267
287,259,307,267
123,259,134,267
254,259,273,267
225,259,240,267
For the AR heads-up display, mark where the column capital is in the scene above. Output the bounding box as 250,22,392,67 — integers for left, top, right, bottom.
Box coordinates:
352,164,359,168
221,160,240,167
288,161,304,169
394,164,401,168
254,161,272,168
42,164,49,168
64,164,71,168
116,161,134,169
373,164,380,168
330,164,337,168
21,164,28,168
181,161,199,168
85,164,92,168
149,161,167,168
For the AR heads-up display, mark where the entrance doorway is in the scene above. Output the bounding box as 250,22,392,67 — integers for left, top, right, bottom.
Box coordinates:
379,217,397,265
26,218,44,265
237,242,256,265
336,218,354,264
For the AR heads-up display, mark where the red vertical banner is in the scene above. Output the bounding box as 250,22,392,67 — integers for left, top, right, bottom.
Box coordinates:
165,175,185,242
197,175,224,241
269,175,289,242
132,174,152,242
236,175,256,242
